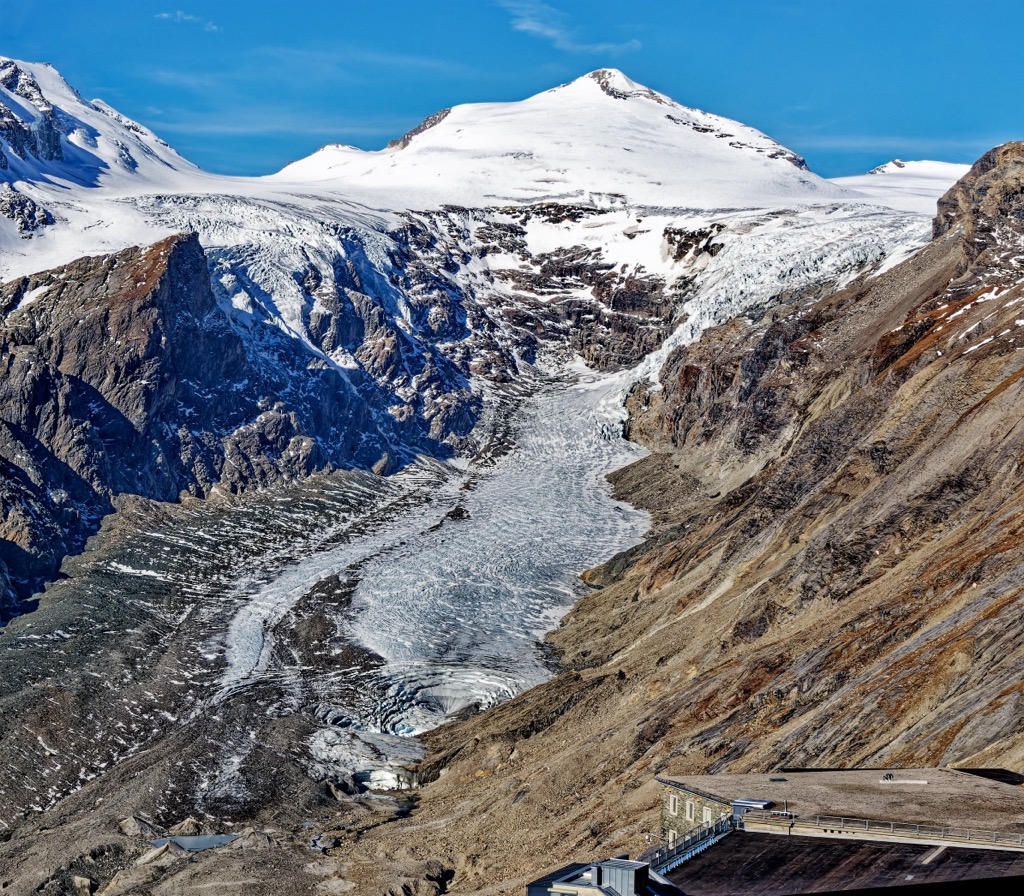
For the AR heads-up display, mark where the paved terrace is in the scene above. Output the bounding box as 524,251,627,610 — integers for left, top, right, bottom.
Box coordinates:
659,768,1024,850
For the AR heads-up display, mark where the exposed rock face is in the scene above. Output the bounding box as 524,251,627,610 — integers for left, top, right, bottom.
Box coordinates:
0,185,52,233
300,143,1024,893
934,141,1024,246
0,60,63,166
0,233,459,610
385,107,453,150
390,205,682,374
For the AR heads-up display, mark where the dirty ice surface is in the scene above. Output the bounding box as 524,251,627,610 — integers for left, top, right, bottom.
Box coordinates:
218,365,648,787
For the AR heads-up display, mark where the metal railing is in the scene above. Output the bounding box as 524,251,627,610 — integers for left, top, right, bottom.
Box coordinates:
740,810,1024,848
652,817,732,873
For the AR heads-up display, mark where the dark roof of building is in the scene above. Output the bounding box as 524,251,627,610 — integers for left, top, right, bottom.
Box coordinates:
665,832,1024,895
527,862,591,889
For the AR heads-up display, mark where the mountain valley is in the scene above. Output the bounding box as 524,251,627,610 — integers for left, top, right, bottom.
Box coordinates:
1,56,1019,896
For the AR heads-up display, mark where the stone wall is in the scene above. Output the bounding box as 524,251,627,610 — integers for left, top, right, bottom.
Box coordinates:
660,782,731,842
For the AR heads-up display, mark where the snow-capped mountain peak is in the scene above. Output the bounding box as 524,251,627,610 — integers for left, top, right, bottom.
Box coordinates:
559,67,670,103
271,68,841,209
0,58,57,111
0,55,194,187
831,159,973,214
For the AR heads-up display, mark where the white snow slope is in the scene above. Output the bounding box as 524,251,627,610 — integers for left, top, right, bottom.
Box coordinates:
2,63,958,282
831,159,971,214
0,57,195,188
271,68,844,209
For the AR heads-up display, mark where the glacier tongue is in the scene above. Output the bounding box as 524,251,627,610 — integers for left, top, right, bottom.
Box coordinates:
206,362,648,788
346,365,648,735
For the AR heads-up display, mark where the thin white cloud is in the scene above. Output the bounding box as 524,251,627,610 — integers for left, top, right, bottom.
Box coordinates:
495,1,640,54
260,46,473,77
156,10,220,33
146,48,475,101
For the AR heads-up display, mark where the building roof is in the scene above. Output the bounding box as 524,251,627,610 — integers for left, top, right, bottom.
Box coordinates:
657,768,1024,832
526,859,684,896
665,832,1024,895
528,862,591,889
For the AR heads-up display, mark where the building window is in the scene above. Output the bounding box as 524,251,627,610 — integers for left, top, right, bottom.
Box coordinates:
685,800,694,822
703,807,713,825
668,794,679,816
668,829,677,847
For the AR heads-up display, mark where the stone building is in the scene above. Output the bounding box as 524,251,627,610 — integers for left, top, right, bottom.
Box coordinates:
657,777,734,845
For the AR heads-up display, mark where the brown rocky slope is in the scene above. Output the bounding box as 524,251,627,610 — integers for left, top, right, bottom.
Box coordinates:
334,142,1024,893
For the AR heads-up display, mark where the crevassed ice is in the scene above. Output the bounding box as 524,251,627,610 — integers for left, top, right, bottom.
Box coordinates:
344,367,648,737
212,364,648,786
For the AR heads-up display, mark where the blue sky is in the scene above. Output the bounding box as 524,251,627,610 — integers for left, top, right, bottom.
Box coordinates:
2,0,1021,177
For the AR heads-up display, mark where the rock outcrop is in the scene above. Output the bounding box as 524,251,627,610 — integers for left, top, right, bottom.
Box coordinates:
0,184,52,233
934,141,1024,247
0,233,460,611
0,60,63,166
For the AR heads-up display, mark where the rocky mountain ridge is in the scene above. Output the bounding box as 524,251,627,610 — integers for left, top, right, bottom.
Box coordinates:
0,232,457,615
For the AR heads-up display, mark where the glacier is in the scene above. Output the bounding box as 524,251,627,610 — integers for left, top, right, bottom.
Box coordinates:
205,363,649,790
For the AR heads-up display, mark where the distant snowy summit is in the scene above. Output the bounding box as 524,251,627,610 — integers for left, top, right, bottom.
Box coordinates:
0,56,194,189
0,57,967,217
868,159,911,174
831,159,972,214
270,68,846,209
0,56,974,284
